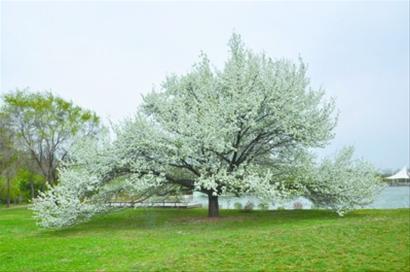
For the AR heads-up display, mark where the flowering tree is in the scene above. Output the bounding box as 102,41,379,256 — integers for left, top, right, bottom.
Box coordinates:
32,34,382,228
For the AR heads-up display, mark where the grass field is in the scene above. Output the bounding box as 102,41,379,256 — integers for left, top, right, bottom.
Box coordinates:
0,207,409,271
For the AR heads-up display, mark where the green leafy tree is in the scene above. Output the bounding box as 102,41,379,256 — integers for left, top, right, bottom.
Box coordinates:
15,168,45,201
0,119,18,207
1,90,100,185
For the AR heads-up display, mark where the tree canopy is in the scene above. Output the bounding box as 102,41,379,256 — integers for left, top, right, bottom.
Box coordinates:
0,117,19,207
32,34,382,228
1,90,100,185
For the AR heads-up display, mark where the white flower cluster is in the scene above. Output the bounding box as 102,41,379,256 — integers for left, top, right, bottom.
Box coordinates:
32,132,169,228
32,167,108,228
304,147,384,215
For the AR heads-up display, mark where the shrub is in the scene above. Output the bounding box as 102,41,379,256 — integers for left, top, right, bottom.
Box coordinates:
293,201,303,209
244,201,254,212
233,202,243,210
258,202,269,210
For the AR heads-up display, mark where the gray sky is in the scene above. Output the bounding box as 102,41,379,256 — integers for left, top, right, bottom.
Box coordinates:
1,1,409,170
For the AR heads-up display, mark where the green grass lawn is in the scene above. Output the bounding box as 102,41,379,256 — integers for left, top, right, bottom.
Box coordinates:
0,207,409,271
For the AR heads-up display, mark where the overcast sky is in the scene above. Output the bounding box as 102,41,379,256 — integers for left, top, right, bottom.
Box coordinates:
1,1,409,170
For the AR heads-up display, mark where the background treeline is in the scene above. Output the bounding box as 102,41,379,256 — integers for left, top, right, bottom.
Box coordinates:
0,89,100,207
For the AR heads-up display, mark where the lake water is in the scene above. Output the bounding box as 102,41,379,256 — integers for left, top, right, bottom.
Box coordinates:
192,186,410,210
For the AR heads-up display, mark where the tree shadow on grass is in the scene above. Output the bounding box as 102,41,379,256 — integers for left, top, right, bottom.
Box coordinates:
37,208,372,238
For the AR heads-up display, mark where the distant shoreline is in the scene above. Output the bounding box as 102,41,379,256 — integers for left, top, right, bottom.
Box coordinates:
388,183,410,187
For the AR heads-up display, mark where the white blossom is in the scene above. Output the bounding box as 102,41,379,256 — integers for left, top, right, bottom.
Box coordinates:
304,147,384,215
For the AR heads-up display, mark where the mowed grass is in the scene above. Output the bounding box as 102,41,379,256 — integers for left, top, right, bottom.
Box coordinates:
0,207,409,271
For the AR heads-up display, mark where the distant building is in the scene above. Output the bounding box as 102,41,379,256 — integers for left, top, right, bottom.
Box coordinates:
385,166,410,184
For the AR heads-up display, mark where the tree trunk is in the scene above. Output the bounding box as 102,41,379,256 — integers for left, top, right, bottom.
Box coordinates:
30,180,35,200
6,177,10,208
208,194,219,217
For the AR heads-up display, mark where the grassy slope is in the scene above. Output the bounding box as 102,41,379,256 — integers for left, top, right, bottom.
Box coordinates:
0,208,409,272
